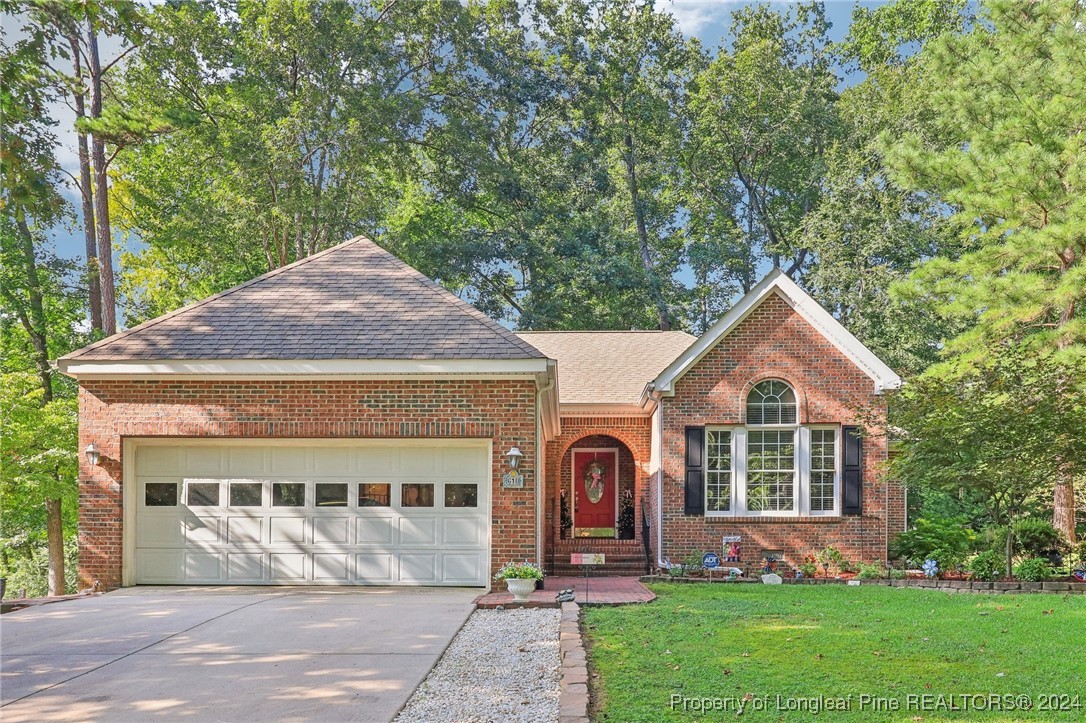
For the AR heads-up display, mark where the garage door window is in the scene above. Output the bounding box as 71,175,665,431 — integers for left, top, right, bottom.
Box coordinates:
402,483,434,507
445,483,478,508
230,482,262,507
273,482,306,507
358,483,390,507
187,482,219,507
315,483,348,507
146,482,178,506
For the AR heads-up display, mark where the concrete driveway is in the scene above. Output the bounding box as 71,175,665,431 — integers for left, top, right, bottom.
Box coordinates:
0,586,478,722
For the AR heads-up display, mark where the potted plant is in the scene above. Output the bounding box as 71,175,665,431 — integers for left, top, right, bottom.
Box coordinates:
494,561,543,602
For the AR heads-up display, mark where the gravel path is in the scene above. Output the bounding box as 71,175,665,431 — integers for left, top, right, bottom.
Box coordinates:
394,607,561,723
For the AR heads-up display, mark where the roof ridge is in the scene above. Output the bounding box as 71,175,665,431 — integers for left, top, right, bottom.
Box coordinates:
61,238,369,361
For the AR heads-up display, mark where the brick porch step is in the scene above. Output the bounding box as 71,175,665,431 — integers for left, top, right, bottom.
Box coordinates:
550,539,649,576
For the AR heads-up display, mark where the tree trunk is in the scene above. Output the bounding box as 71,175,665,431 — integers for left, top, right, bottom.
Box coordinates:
1004,525,1014,579
46,497,65,597
86,25,116,336
13,219,53,403
68,30,103,334
621,131,671,330
1053,482,1076,544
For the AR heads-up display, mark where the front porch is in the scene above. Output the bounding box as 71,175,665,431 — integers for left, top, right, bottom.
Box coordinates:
544,422,654,577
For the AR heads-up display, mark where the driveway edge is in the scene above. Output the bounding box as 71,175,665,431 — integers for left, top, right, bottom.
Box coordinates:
558,601,589,722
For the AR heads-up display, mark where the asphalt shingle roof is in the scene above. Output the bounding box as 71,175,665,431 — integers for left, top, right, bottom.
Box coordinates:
63,237,545,361
515,330,696,405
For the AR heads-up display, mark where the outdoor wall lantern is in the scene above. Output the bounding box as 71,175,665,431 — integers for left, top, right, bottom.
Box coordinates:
505,446,524,470
84,443,101,466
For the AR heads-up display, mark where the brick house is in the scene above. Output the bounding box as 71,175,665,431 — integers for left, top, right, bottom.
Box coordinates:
60,237,902,589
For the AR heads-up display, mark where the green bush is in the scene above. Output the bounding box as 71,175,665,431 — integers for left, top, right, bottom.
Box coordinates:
1011,519,1065,556
857,563,886,580
967,550,1005,581
1013,557,1054,582
929,547,967,574
0,537,79,598
889,517,976,565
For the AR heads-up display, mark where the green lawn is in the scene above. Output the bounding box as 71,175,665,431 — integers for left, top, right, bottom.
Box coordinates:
584,583,1086,721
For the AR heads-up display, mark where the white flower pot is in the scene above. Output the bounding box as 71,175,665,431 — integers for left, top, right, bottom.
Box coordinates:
505,578,536,602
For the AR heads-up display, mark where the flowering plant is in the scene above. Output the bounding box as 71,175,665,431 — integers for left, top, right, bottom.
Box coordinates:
493,561,543,581
922,559,939,578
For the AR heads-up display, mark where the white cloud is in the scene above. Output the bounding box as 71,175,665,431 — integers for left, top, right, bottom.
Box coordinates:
665,0,737,37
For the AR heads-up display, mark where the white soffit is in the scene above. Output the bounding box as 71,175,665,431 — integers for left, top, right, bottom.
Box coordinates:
650,269,903,395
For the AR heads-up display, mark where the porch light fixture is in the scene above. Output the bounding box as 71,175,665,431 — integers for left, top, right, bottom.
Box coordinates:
505,446,524,470
84,443,101,466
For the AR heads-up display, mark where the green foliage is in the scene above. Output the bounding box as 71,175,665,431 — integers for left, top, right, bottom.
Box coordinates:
0,536,78,599
585,584,1086,721
815,546,849,576
967,550,1005,582
857,563,887,580
1011,519,1067,557
492,561,543,581
1012,558,1054,583
890,348,1086,530
889,517,976,565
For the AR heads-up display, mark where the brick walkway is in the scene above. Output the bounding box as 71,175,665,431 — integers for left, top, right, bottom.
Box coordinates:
475,576,655,608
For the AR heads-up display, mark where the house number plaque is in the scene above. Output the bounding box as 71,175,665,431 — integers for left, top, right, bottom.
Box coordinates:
502,471,525,488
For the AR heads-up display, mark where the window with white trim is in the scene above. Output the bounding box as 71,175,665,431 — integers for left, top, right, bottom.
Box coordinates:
705,381,840,517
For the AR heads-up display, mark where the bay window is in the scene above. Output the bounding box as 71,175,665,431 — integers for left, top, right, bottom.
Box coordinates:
704,380,840,517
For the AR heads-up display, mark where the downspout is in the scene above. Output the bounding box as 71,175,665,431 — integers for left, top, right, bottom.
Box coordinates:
536,365,555,569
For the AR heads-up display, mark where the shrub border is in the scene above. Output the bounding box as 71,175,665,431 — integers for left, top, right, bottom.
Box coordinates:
639,575,1086,594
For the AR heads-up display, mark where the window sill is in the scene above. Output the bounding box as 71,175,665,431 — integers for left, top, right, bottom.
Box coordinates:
703,515,842,524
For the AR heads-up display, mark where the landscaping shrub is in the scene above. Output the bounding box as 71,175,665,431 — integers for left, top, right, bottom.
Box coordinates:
967,550,1004,581
857,563,886,580
815,546,847,576
1011,518,1065,556
1013,557,1054,582
889,517,975,566
798,556,818,578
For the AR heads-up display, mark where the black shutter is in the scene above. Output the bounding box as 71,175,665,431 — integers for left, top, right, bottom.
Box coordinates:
842,425,862,516
684,426,705,515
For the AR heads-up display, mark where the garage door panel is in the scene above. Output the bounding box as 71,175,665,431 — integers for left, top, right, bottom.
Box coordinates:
137,446,180,475
227,553,265,581
184,516,221,544
314,517,350,544
270,553,306,581
135,550,183,582
184,448,224,476
313,553,350,581
442,517,483,546
270,517,306,544
185,552,222,581
356,517,395,545
136,515,183,548
399,553,438,583
134,443,490,586
400,517,437,546
226,517,264,544
443,554,483,584
355,553,394,583
227,447,266,476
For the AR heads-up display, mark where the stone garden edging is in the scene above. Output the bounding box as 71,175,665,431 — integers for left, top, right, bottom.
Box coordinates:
558,601,590,723
639,575,1086,594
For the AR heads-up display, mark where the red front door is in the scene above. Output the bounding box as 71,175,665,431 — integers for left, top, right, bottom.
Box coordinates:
572,449,618,537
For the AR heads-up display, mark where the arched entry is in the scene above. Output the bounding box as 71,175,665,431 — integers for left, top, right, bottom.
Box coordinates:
560,435,637,540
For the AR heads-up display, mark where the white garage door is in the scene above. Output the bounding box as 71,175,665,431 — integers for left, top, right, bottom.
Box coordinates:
130,442,491,586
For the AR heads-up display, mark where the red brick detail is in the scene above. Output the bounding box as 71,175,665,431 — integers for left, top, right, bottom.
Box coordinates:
657,292,904,570
543,417,651,573
77,379,538,588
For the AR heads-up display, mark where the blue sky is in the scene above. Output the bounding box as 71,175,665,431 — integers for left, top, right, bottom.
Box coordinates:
44,1,884,264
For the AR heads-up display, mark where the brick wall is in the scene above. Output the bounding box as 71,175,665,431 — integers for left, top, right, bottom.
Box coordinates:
77,378,538,588
658,292,903,570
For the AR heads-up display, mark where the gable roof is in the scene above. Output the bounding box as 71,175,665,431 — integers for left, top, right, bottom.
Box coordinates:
649,269,902,396
59,237,545,368
516,331,695,408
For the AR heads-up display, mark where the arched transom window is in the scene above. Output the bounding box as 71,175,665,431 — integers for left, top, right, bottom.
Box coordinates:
746,380,797,425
